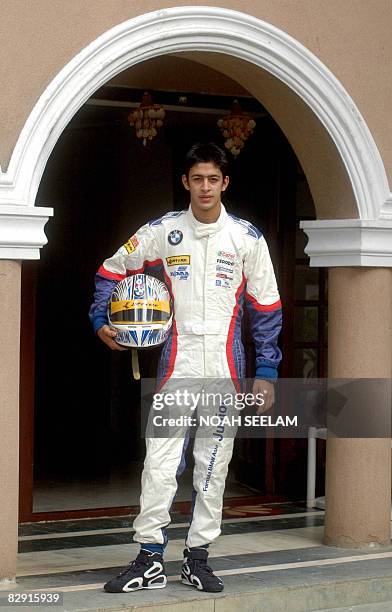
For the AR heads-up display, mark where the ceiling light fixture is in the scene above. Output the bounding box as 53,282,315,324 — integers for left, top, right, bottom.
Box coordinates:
127,92,165,145
217,99,256,157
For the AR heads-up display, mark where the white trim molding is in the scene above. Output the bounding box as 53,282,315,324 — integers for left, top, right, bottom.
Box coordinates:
0,205,53,260
301,219,392,267
0,6,391,260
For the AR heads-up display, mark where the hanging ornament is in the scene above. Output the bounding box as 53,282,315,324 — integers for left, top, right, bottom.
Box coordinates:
127,92,165,146
217,99,256,157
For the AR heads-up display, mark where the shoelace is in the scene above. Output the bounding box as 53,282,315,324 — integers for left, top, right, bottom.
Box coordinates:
118,555,150,577
192,559,215,576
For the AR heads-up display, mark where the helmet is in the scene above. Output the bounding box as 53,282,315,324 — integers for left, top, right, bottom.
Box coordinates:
108,274,173,348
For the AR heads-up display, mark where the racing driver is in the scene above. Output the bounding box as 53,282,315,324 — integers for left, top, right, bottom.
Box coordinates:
89,142,282,594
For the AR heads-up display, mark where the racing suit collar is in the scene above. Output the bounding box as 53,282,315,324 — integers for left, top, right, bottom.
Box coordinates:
187,203,228,238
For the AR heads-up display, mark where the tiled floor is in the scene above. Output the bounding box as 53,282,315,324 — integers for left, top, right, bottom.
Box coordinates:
7,501,392,611
18,501,323,576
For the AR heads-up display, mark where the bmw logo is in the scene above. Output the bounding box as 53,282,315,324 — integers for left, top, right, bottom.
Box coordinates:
168,229,183,245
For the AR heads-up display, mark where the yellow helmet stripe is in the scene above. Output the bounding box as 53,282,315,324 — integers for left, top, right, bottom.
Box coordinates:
110,320,169,325
111,299,171,315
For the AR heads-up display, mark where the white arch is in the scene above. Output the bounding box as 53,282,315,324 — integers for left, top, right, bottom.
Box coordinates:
1,6,392,259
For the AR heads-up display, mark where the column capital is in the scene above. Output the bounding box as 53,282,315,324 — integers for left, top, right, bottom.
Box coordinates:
0,205,53,260
300,218,392,267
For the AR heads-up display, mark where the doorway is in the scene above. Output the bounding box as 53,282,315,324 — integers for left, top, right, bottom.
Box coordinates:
19,61,326,522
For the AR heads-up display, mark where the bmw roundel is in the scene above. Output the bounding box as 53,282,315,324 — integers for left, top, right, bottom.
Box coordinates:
168,229,183,245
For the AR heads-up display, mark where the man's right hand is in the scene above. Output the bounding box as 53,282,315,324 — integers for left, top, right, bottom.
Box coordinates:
97,325,128,351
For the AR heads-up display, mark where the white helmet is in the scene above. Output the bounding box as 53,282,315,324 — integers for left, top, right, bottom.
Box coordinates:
108,274,173,348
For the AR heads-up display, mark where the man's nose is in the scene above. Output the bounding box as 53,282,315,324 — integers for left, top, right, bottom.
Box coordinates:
201,179,210,191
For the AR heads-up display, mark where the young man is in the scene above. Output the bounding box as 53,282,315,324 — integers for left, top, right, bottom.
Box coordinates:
89,143,282,593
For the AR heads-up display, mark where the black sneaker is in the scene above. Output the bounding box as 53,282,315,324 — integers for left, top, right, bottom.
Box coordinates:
181,547,223,592
104,549,166,593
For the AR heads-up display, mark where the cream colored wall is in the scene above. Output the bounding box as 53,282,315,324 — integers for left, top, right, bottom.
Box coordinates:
1,0,392,201
0,261,21,581
325,267,392,547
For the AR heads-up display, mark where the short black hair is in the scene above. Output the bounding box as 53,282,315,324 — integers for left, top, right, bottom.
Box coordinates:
184,143,229,178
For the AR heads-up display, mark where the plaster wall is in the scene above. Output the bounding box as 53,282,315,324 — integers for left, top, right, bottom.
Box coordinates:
325,267,392,547
0,261,21,581
1,0,391,197
328,268,392,378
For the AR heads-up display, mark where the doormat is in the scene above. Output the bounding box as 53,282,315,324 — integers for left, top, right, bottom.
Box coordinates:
171,495,292,519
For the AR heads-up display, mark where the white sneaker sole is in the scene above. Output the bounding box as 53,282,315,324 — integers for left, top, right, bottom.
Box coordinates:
181,577,203,591
119,577,167,592
125,583,167,592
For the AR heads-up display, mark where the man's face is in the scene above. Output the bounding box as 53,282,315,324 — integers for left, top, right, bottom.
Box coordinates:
182,162,229,217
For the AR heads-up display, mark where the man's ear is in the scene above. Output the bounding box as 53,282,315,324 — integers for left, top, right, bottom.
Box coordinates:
221,175,230,192
182,174,190,190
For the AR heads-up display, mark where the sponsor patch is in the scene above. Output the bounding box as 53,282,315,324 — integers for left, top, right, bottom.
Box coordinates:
216,265,234,274
218,250,235,260
216,272,231,280
170,265,189,280
168,229,183,245
217,258,235,267
123,235,139,254
216,279,231,288
166,255,190,266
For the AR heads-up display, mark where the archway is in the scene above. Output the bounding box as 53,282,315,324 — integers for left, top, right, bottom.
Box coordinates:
21,52,318,519
1,6,391,263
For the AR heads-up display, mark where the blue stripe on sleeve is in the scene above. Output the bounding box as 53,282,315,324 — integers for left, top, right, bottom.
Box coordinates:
89,274,117,334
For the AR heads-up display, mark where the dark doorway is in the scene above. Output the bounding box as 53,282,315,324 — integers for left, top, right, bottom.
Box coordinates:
19,83,325,522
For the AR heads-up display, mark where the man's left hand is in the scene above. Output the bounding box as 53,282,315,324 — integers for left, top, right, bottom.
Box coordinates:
252,379,275,414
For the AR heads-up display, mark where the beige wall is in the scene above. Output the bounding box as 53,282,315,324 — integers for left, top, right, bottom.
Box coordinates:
328,268,392,378
1,0,392,199
324,268,392,547
0,261,21,581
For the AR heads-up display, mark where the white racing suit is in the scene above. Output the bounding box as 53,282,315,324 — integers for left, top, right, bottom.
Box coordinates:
89,203,282,548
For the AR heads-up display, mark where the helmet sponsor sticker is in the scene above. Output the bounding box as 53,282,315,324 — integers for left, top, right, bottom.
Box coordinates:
111,299,171,314
166,255,190,266
168,229,183,245
123,235,139,254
